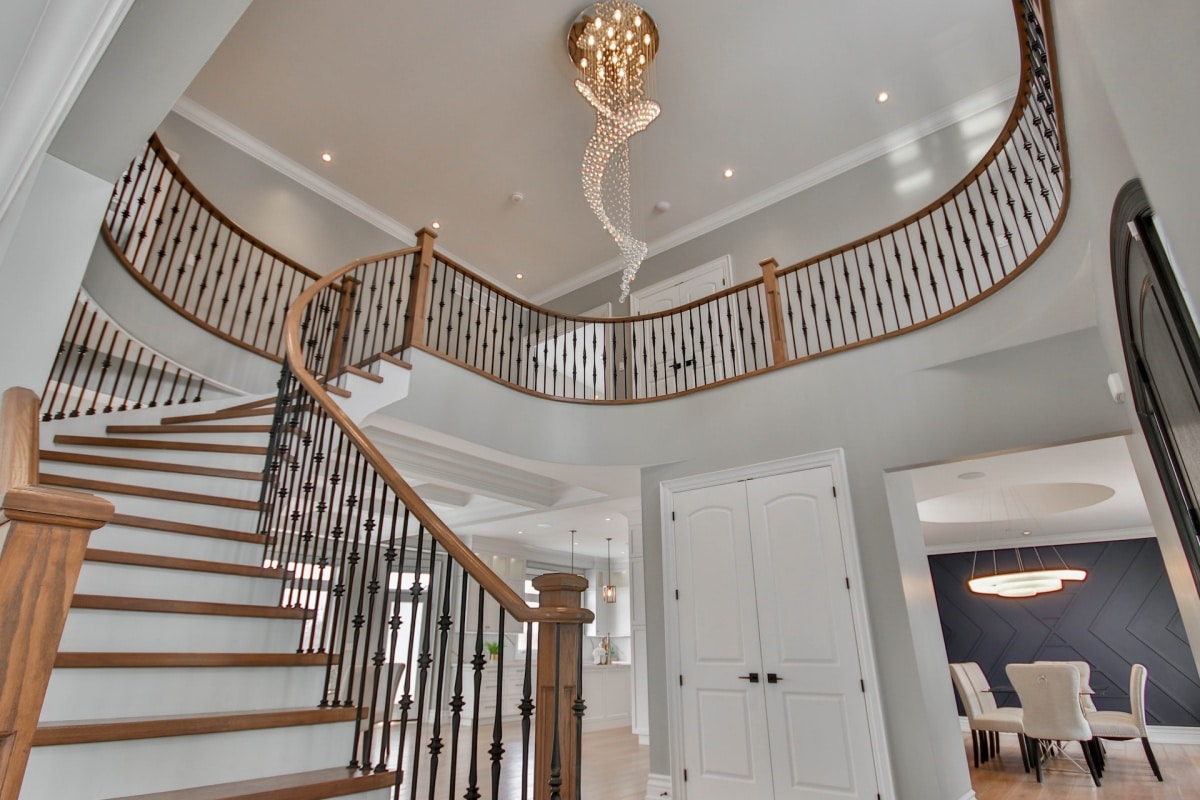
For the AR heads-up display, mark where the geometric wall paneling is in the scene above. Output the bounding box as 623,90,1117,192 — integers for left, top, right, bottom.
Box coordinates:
930,539,1200,726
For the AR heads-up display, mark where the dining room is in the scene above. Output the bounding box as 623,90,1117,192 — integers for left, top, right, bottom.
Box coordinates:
913,435,1200,796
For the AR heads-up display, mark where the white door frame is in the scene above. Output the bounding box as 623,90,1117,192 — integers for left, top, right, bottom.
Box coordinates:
659,449,895,800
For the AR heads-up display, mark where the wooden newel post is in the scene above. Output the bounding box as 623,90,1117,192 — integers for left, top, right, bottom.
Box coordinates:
760,257,788,365
533,573,590,800
0,388,114,800
326,276,360,380
401,227,438,352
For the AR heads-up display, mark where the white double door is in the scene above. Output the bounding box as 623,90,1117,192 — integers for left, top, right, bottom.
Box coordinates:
673,467,879,800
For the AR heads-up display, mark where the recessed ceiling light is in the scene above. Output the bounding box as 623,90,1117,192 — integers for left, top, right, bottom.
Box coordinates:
536,523,551,528
653,200,671,213
1022,530,1032,536
876,91,890,104
516,273,525,280
517,530,525,535
957,471,986,480
604,517,611,522
431,220,441,230
320,152,333,163
722,168,734,179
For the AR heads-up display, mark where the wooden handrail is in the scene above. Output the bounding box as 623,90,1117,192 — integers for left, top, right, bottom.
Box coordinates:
283,257,592,627
0,388,114,800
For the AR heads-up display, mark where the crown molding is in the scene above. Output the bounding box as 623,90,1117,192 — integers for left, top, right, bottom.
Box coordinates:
173,96,416,245
924,526,1155,556
170,97,518,293
532,76,1020,305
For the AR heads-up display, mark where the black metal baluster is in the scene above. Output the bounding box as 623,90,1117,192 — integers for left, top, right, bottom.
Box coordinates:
425,540,456,799
446,566,471,796
464,585,486,800
489,612,506,800
520,620,534,800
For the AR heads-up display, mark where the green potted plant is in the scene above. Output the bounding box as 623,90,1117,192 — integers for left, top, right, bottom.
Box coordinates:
485,641,501,661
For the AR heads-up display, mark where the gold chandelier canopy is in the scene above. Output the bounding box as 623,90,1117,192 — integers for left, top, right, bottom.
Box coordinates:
569,1,660,301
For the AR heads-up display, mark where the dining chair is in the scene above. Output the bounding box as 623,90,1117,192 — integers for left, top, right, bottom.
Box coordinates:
1035,659,1098,712
1006,662,1102,786
1085,663,1163,781
949,662,1028,770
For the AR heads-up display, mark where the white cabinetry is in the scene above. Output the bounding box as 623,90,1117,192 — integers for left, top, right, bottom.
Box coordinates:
582,663,631,731
460,659,529,721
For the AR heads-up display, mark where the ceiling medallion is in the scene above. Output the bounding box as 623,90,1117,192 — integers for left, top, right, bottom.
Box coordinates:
569,1,660,301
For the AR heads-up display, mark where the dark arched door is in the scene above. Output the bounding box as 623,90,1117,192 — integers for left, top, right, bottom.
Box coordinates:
1113,180,1200,590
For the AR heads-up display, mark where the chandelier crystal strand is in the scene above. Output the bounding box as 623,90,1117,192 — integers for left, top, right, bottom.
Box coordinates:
570,1,660,301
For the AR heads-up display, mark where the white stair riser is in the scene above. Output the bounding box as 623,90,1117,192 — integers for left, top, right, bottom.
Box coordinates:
60,608,304,653
97,429,272,445
42,462,262,500
84,492,261,530
41,665,329,721
76,561,280,605
88,523,266,565
44,444,269,472
21,719,359,800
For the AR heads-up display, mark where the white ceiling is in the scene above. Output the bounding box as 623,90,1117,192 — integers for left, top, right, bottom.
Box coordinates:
908,435,1154,554
182,0,1018,301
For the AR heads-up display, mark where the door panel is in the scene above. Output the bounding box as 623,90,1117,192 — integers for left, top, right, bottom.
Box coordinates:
779,693,856,792
674,482,773,800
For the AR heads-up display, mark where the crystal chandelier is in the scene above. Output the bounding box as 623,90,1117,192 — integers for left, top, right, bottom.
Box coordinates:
569,1,660,301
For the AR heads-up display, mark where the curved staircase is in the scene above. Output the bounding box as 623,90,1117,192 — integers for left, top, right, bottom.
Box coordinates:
22,397,395,800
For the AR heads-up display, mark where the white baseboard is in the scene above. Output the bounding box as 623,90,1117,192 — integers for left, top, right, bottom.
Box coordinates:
956,791,977,800
958,716,1200,744
645,773,671,799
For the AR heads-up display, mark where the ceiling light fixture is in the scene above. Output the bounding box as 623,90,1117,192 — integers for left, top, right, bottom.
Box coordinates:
966,487,1087,598
602,537,617,603
431,221,441,230
516,273,524,280
569,1,660,302
876,91,890,104
320,152,333,163
723,168,734,179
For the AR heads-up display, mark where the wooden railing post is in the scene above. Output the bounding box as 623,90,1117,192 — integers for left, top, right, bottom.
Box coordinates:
401,227,438,351
760,257,788,364
533,573,587,800
0,388,113,800
326,276,359,379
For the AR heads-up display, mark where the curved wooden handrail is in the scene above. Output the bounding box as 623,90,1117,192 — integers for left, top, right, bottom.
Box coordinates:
283,254,593,626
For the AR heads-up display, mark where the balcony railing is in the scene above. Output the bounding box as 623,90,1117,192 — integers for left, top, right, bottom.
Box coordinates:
99,0,1062,405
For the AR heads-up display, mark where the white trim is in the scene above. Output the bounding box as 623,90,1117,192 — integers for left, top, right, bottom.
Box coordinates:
533,77,1019,304
659,449,896,800
644,773,672,799
956,716,1200,744
628,255,733,316
924,526,1156,555
0,0,133,226
955,792,978,800
169,97,520,297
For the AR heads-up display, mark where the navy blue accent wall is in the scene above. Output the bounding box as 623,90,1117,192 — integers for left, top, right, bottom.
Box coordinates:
930,538,1200,726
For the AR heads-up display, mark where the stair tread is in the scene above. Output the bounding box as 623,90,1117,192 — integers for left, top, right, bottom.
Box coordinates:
159,407,278,425
104,767,395,800
71,594,309,619
54,434,268,456
32,706,358,746
108,513,263,544
346,366,384,383
55,652,332,668
41,473,261,511
378,352,412,370
84,548,283,579
107,424,273,434
41,450,262,481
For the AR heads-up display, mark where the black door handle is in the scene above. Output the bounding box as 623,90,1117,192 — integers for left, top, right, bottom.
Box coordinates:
738,673,760,683
767,673,781,684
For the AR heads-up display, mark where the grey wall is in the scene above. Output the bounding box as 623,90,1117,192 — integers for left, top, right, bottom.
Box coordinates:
933,539,1200,726
155,112,409,274
549,98,1013,314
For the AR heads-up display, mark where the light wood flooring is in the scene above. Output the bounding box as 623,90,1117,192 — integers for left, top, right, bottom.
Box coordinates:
966,732,1200,800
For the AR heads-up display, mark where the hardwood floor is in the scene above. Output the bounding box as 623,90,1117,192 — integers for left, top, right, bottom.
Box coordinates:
966,732,1200,799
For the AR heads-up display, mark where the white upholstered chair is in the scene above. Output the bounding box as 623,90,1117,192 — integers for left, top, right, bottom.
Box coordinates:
1007,662,1102,786
1035,659,1098,712
1085,663,1163,781
949,662,1027,770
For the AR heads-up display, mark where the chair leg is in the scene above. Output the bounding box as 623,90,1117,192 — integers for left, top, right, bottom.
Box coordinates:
1028,736,1043,783
971,730,979,768
1141,737,1164,781
1017,731,1030,773
1080,740,1102,787
1086,738,1104,776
